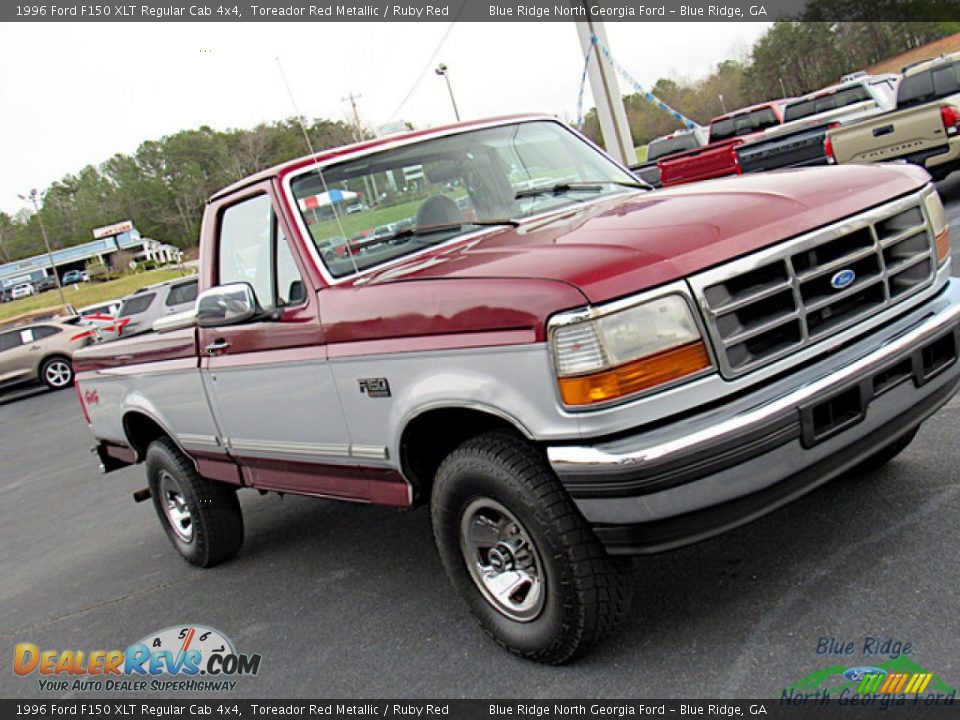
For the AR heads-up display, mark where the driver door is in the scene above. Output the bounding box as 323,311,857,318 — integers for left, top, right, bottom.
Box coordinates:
199,183,367,501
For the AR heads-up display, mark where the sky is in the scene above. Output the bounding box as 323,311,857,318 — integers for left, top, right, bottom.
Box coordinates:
0,21,770,216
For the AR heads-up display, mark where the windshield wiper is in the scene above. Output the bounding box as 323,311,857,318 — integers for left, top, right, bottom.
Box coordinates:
514,180,648,200
390,219,519,242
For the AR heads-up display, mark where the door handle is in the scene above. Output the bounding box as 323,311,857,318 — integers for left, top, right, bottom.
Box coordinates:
873,124,894,137
205,339,231,355
29,345,41,351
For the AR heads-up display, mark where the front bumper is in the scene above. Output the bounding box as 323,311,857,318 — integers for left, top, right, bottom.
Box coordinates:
547,279,960,555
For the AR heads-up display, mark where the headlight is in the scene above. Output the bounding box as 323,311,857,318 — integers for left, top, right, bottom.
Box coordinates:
922,187,950,265
551,294,713,406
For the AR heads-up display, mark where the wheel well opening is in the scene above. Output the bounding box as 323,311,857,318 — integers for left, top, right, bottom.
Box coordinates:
400,408,522,504
124,412,171,462
39,353,70,372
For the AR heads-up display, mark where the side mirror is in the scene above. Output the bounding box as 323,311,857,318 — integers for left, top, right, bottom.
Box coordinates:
196,283,259,328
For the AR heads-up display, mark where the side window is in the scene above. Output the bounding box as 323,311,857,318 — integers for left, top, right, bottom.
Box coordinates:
32,326,61,339
219,193,305,311
166,281,198,307
218,194,275,310
119,293,156,318
0,331,21,352
276,225,305,307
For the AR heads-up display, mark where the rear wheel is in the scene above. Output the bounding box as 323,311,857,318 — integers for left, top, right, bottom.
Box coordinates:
431,431,633,664
41,356,73,389
146,438,243,567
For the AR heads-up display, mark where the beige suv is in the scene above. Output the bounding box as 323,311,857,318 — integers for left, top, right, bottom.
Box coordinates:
0,319,92,391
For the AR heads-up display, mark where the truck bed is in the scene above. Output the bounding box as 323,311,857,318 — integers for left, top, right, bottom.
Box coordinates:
827,103,951,166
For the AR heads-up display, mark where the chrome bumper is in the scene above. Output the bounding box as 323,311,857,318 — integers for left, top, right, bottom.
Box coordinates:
547,279,960,553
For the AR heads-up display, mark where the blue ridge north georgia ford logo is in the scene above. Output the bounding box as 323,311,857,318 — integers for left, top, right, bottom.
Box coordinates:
831,269,857,289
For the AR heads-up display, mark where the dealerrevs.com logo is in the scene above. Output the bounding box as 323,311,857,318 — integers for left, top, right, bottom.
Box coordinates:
14,625,261,692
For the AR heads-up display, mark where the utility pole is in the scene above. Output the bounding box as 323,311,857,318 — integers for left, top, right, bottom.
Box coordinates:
574,12,634,166
18,189,67,307
342,92,365,141
341,93,377,204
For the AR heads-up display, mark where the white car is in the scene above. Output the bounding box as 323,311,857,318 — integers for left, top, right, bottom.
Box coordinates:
11,283,35,300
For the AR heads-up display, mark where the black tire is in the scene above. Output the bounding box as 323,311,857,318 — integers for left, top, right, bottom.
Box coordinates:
431,430,633,664
40,356,73,390
145,438,243,568
851,428,918,475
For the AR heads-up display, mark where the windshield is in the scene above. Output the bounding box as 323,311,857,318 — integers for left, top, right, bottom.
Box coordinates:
289,120,638,278
709,108,780,142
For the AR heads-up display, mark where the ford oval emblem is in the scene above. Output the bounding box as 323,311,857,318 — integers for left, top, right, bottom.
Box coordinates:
844,666,887,682
831,269,856,290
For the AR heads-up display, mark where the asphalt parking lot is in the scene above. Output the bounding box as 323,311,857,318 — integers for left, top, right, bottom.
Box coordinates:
3,178,960,700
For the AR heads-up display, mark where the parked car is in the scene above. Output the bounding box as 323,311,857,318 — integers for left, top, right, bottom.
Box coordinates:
104,276,198,340
825,52,960,180
0,318,93,390
11,283,35,300
736,74,899,174
62,269,90,284
630,127,708,187
75,115,958,663
658,101,790,186
34,276,58,293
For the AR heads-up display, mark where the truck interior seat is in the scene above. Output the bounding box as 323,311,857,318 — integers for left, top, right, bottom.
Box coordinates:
416,195,461,227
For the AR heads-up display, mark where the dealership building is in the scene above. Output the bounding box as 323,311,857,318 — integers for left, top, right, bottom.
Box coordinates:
0,221,182,289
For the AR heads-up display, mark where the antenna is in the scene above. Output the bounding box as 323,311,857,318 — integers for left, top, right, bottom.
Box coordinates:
276,57,360,276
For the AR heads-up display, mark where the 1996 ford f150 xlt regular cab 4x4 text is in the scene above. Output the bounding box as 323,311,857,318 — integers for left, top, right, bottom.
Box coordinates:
74,116,960,663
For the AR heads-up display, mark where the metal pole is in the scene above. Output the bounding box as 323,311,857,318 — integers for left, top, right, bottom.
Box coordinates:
435,64,461,122
444,74,460,122
21,189,67,307
574,15,634,166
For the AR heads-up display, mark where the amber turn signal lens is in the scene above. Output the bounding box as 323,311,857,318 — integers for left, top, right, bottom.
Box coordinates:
559,341,711,406
936,228,951,265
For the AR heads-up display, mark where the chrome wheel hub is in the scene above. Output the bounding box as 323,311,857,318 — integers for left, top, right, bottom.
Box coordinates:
459,498,545,622
45,361,71,388
160,471,193,543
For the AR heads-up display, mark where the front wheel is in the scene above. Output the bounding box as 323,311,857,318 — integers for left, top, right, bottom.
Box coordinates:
146,438,244,568
431,431,633,664
41,356,73,389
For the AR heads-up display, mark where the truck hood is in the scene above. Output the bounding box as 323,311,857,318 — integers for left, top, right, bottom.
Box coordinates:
356,163,931,305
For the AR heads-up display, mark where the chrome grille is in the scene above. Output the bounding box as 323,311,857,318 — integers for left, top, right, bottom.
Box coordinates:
690,193,937,378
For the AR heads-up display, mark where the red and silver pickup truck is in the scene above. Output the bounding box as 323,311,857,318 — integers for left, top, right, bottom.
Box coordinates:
74,115,960,663
658,101,788,186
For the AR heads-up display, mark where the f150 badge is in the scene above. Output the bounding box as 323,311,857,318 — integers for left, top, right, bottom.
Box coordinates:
358,378,391,398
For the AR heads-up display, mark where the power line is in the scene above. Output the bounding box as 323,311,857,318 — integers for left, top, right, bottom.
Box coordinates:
386,18,462,122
